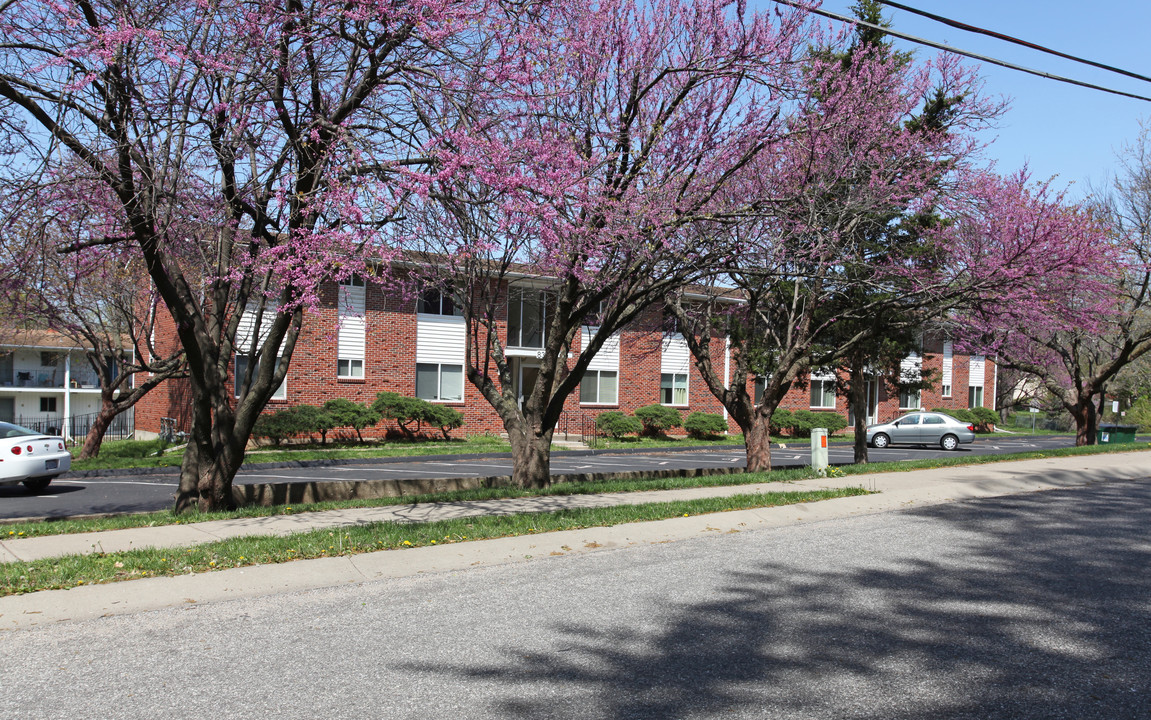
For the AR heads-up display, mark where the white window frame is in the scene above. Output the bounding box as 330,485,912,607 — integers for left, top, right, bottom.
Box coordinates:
809,373,836,410
337,358,364,379
506,287,552,349
416,362,464,402
899,387,922,411
235,354,287,401
580,369,618,405
941,341,954,398
417,287,463,317
968,385,984,409
660,373,688,406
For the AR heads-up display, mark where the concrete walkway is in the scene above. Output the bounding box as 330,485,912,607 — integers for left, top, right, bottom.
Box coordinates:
1,450,1149,630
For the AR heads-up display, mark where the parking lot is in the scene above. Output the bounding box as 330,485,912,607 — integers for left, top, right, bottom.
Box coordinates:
0,435,1130,521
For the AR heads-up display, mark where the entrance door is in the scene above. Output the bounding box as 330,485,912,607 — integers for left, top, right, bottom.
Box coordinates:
518,363,540,411
0,397,13,423
865,379,879,425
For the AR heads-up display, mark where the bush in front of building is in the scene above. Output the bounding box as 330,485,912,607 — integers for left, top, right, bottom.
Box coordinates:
969,406,999,431
634,404,683,436
252,406,322,446
783,409,848,438
290,404,337,444
595,411,642,439
372,392,465,439
683,412,727,439
933,407,976,424
769,408,794,436
323,398,381,443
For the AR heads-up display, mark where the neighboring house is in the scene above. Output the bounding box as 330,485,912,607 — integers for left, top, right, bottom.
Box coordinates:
135,278,996,437
0,329,132,439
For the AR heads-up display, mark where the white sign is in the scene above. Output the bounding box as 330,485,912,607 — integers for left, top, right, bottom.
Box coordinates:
1112,401,1120,413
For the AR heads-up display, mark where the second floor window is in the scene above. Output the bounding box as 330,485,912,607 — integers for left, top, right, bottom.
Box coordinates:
507,287,552,348
417,288,463,316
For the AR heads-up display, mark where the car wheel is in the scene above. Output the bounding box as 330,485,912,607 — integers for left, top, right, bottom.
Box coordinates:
940,434,959,451
872,433,890,449
22,477,51,493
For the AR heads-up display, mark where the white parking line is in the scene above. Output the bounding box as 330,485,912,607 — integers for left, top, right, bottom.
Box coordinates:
55,480,177,487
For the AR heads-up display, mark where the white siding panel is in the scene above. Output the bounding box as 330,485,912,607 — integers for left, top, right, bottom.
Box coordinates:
900,352,922,382
970,355,986,387
582,327,620,372
942,342,953,387
661,334,690,374
338,316,366,360
236,306,272,353
338,284,366,315
417,315,466,364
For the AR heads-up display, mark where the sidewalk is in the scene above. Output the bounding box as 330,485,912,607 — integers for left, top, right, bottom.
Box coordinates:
2,450,1149,630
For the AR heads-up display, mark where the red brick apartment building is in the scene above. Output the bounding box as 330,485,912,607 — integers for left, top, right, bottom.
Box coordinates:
134,276,996,438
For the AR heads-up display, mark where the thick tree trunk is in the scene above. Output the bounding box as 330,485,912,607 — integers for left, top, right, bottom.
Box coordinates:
174,383,247,513
77,404,116,460
850,366,869,464
1070,400,1099,447
508,426,553,488
745,412,773,472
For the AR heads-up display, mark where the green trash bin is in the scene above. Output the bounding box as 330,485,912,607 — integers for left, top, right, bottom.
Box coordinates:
1097,424,1138,444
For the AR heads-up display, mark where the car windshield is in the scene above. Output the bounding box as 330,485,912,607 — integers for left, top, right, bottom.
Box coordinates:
0,421,41,438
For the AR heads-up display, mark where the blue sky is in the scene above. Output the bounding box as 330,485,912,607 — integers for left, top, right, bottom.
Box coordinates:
788,1,1151,198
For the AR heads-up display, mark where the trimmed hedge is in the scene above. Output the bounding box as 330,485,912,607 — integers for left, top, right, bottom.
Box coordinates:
372,392,464,439
596,411,642,439
634,404,682,436
252,405,332,446
684,412,727,439
323,398,380,443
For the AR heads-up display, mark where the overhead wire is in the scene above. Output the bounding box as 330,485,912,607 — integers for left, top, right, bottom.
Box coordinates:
768,0,1151,103
876,0,1151,85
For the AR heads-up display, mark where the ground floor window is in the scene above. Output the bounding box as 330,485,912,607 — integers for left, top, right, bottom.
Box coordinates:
580,370,618,405
810,377,836,409
941,383,952,398
338,358,364,379
416,363,464,402
39,396,57,413
235,355,287,400
660,373,688,406
899,387,921,410
969,385,984,408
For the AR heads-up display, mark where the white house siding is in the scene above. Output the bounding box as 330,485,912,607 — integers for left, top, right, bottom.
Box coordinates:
660,333,691,374
235,306,273,353
969,355,986,387
942,342,954,392
337,284,366,363
900,351,923,381
582,327,620,371
416,315,466,364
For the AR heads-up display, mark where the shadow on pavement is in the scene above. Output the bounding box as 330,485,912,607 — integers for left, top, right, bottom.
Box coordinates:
405,480,1151,719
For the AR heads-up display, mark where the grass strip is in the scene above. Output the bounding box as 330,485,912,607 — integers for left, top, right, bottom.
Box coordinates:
0,487,868,596
7,441,1149,541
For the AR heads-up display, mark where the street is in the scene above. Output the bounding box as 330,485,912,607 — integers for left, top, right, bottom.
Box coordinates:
0,435,1124,520
2,477,1149,718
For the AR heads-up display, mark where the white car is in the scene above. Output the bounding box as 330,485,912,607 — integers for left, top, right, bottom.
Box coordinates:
0,421,71,492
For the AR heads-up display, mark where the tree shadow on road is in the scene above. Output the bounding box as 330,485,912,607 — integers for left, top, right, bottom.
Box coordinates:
403,480,1151,718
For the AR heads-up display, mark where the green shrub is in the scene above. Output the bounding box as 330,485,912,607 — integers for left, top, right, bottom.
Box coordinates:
372,392,464,438
634,404,682,436
595,411,642,439
783,409,848,437
683,412,727,439
768,408,794,435
969,406,999,429
323,399,381,443
252,407,310,446
1128,398,1151,432
933,407,976,424
289,404,336,444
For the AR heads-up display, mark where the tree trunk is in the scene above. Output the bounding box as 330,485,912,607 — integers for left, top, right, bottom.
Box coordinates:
77,404,117,460
174,384,246,513
850,365,869,464
745,412,773,472
508,426,553,488
1070,400,1099,447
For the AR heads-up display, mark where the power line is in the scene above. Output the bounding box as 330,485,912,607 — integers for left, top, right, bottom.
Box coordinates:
769,0,1151,103
877,0,1151,85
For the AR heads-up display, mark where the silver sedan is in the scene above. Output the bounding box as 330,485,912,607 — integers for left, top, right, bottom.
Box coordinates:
866,412,976,451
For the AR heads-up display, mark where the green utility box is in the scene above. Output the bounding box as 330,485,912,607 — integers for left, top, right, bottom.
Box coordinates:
1097,424,1138,444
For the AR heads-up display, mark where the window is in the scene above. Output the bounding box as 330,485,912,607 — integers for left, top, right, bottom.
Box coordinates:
941,383,952,398
899,388,921,410
899,414,920,425
417,287,463,316
338,358,364,378
40,352,59,367
416,363,463,401
580,370,618,405
235,355,287,400
923,414,945,425
661,373,688,406
39,397,57,413
810,376,836,409
754,376,766,406
941,341,954,397
507,287,551,348
969,385,984,408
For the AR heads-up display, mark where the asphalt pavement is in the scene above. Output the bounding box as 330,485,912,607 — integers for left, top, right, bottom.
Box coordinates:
0,434,1103,520
2,451,1149,718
